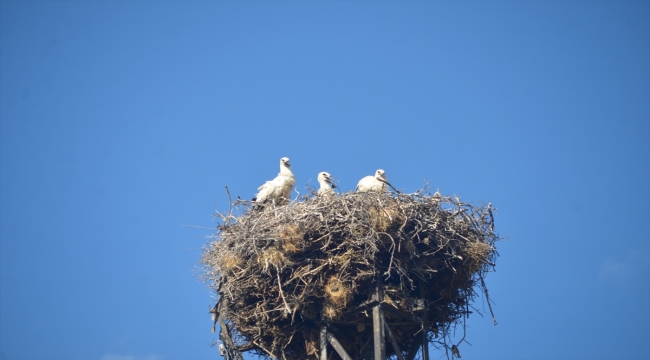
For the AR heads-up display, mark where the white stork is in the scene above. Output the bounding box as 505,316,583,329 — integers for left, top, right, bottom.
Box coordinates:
317,172,337,196
356,169,388,193
253,157,296,209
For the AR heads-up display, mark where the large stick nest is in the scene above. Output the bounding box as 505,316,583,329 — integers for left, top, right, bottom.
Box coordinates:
201,188,500,359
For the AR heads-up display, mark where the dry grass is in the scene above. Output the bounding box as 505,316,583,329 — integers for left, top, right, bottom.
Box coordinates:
201,188,500,360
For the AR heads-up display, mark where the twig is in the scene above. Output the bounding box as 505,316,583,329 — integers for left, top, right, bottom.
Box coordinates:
225,186,233,218
378,178,402,194
480,274,497,326
277,271,292,315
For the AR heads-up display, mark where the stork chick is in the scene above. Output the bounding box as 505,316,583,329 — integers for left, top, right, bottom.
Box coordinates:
317,172,337,196
253,157,296,209
356,169,388,193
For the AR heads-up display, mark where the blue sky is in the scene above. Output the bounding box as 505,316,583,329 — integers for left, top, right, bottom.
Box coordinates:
1,1,648,359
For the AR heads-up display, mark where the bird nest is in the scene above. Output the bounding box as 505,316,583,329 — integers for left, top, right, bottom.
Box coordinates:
201,188,500,359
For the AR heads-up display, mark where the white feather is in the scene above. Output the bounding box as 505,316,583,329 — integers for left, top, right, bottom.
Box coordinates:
356,169,388,192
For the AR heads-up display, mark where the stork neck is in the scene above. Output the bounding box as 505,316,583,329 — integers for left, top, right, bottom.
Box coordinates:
319,179,332,190
280,165,293,175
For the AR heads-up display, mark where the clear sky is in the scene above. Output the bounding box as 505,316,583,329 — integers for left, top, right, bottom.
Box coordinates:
1,1,648,359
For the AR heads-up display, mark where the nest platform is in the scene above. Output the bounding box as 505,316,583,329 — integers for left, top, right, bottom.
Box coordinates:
201,189,500,360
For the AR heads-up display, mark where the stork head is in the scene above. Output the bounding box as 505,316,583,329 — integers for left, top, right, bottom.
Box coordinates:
280,157,291,169
318,172,330,182
318,172,337,188
375,169,387,180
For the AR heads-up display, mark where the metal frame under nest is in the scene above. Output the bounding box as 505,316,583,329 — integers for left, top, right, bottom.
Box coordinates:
216,277,433,360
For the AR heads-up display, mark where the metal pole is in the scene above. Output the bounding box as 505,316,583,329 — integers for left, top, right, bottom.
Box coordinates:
320,325,328,360
373,280,385,360
384,317,405,360
327,332,353,360
405,332,422,360
421,328,429,360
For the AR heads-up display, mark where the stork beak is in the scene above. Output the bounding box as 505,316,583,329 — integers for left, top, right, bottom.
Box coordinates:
326,176,338,188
